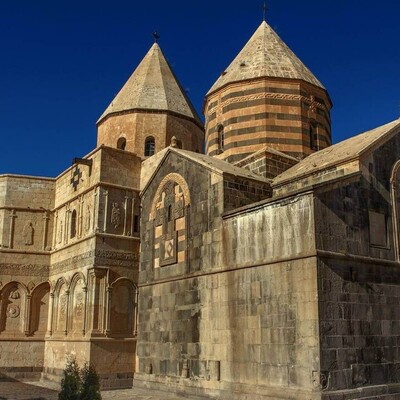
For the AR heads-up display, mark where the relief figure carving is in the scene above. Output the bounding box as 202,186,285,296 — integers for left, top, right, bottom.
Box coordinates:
111,202,121,229
23,222,34,245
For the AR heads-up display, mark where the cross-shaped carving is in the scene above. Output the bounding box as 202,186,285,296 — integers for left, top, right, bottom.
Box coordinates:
70,167,82,191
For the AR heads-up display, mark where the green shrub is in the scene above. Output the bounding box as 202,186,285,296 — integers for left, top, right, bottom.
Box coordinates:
58,358,102,400
80,363,102,400
58,358,81,400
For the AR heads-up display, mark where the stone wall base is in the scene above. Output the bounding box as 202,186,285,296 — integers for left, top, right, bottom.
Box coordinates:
42,338,136,389
0,367,43,382
42,368,133,389
133,372,322,400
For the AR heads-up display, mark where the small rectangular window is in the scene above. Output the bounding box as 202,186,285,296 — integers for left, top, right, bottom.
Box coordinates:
369,211,387,247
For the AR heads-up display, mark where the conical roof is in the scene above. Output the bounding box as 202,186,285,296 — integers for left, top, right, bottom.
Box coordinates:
207,21,324,95
98,43,201,124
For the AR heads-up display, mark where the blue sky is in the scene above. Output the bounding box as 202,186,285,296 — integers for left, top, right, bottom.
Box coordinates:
1,0,399,177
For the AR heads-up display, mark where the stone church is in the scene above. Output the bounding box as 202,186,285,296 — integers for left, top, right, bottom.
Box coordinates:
1,19,400,400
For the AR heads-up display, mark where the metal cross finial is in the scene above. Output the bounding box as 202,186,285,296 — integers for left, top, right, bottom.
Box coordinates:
263,2,268,21
153,32,160,43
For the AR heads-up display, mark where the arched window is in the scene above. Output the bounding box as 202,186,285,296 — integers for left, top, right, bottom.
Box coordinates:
70,209,77,238
309,123,318,151
117,137,126,150
144,137,155,156
217,125,224,153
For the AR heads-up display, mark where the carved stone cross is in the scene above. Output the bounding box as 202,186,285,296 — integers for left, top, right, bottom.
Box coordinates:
70,166,82,191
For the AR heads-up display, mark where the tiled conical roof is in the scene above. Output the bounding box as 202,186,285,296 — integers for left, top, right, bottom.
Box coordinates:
98,43,201,124
207,21,324,95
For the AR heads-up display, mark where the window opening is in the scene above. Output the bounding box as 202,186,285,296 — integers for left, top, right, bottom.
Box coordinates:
144,137,155,156
70,210,77,238
117,137,126,150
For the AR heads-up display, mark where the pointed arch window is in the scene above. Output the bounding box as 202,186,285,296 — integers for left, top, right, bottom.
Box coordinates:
144,137,155,156
70,209,77,239
217,125,224,153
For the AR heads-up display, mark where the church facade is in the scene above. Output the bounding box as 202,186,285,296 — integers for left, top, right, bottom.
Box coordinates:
1,20,400,400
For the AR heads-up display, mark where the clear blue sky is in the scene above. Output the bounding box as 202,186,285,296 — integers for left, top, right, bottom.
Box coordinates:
1,0,399,177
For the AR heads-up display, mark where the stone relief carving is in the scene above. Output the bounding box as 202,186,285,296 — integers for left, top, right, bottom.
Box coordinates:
75,292,84,317
150,173,191,220
51,250,95,275
0,264,49,277
95,249,139,268
59,293,67,320
111,202,121,229
312,370,329,390
208,92,327,115
7,304,20,318
50,249,139,275
9,290,20,300
22,221,34,245
27,281,36,291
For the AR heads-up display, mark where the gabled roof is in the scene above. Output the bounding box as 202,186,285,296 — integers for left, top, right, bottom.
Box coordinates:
177,149,271,181
98,43,201,124
273,119,400,187
141,147,270,195
207,21,324,96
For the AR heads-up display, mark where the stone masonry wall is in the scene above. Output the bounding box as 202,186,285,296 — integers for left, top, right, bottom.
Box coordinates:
223,175,272,211
205,78,331,163
138,149,321,398
318,258,400,398
235,150,299,179
314,133,400,397
97,111,203,157
43,145,140,388
0,175,54,379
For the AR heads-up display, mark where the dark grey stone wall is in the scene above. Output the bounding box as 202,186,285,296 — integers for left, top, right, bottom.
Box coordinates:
223,175,271,211
318,258,400,393
237,152,298,179
315,133,400,395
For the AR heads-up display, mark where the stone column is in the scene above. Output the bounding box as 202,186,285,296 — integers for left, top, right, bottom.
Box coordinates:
105,286,112,336
42,211,50,251
8,209,17,249
24,294,32,336
64,207,70,245
93,187,99,231
78,195,84,239
87,268,107,336
53,211,58,250
64,289,70,336
103,189,109,233
82,286,88,335
46,292,55,337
